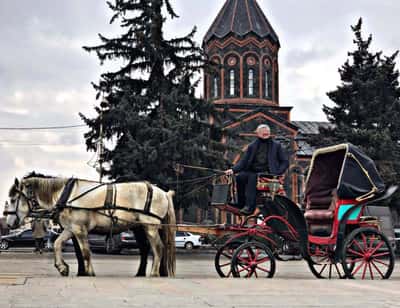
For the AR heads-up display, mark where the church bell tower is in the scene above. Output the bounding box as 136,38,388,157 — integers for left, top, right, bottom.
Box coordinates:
203,0,281,107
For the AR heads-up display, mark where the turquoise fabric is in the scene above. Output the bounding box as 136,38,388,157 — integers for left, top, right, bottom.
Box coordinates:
338,204,360,220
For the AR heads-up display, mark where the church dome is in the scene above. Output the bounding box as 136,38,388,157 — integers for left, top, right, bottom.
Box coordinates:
203,0,280,46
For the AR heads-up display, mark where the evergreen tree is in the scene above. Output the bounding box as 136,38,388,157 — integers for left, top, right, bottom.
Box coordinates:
80,0,228,208
316,18,400,188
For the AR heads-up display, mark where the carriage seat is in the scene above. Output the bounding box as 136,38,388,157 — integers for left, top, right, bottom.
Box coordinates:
304,190,337,221
304,196,335,221
304,190,338,236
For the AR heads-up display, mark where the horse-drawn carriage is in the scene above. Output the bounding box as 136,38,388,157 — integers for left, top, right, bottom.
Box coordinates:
3,143,397,280
191,143,397,279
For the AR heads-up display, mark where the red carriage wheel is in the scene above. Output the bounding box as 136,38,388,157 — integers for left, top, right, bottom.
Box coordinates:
231,242,276,278
307,244,348,279
341,228,395,280
214,240,243,277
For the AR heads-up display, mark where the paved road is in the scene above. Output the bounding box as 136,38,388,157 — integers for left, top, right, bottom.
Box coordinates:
0,251,400,307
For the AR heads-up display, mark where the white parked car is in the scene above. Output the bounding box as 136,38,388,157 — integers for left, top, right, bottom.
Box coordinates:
175,231,202,249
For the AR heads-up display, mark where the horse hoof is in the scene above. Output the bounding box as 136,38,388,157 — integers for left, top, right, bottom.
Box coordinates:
135,272,146,277
55,263,69,276
60,266,69,276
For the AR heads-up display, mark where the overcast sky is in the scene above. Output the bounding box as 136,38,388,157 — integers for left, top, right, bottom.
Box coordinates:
0,0,399,214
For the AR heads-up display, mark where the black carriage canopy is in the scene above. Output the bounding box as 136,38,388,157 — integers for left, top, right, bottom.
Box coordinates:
305,144,385,201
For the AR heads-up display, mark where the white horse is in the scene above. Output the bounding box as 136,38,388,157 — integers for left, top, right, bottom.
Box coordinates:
5,173,176,277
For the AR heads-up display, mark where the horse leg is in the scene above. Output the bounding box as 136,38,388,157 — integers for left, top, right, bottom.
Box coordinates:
144,226,164,277
71,235,86,276
73,230,95,277
54,230,73,276
158,229,168,277
133,227,150,277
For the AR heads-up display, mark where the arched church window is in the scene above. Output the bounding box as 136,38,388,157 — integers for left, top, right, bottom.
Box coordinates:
213,76,218,98
248,69,254,96
265,71,269,98
229,70,235,96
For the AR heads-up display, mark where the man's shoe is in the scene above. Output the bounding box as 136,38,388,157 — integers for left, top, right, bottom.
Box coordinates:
239,206,253,216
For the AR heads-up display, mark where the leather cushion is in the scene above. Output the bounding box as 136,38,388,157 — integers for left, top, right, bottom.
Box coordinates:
304,209,334,221
308,224,332,237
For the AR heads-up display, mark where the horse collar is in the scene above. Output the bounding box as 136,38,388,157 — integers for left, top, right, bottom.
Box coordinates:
55,178,77,208
104,184,117,209
144,182,153,215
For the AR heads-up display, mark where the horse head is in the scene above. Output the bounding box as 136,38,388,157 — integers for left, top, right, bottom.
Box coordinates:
5,178,33,229
5,174,69,229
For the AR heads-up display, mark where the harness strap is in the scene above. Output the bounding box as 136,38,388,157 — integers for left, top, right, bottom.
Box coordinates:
104,184,116,209
53,180,163,221
56,204,163,220
67,182,106,204
144,182,153,215
55,178,77,208
103,184,118,248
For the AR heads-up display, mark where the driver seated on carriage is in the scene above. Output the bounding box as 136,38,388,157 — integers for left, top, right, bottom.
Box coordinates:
225,124,289,215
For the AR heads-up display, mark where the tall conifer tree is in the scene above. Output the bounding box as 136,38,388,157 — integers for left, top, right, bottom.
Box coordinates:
80,0,228,208
318,18,400,186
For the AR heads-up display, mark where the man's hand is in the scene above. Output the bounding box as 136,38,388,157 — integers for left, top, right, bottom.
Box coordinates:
225,169,234,176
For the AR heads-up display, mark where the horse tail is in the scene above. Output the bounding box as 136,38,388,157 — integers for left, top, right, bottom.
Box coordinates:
160,190,176,277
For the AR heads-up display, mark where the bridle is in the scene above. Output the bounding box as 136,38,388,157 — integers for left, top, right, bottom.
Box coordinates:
3,184,42,225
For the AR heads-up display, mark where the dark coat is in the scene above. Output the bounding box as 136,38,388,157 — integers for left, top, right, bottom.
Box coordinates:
232,138,289,175
32,219,47,239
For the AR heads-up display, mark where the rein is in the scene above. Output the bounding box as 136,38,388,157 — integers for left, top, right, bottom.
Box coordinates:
175,163,225,174
171,164,227,202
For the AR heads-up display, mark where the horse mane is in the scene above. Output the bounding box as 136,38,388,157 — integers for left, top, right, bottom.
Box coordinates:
9,171,100,203
23,175,69,204
7,171,48,197
23,171,55,180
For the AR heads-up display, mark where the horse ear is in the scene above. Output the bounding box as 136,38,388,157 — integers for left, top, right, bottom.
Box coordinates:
14,178,19,187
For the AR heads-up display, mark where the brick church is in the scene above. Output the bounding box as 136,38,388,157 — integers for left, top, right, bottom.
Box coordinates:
181,0,328,223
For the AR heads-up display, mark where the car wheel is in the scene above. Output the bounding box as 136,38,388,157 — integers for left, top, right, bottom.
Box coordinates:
0,240,9,250
184,242,194,250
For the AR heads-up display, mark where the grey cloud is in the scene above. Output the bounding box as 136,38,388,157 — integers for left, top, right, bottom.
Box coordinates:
58,131,85,146
291,97,331,121
0,1,111,38
283,48,336,68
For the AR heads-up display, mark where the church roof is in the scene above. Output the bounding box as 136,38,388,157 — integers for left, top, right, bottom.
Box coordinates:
292,121,332,135
292,121,332,157
223,107,298,133
203,0,280,46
